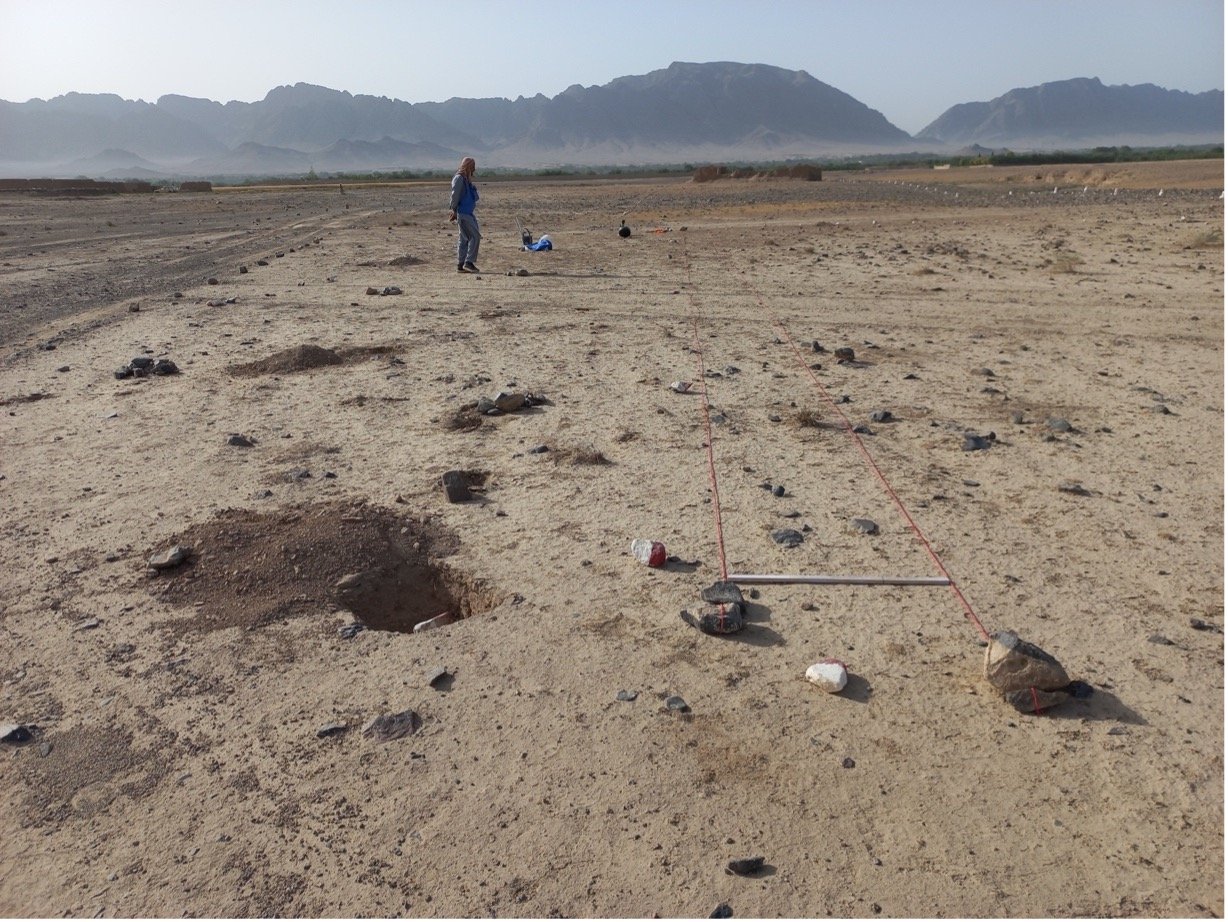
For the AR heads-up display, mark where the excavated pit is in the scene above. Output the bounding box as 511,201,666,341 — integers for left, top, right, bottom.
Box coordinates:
150,503,498,635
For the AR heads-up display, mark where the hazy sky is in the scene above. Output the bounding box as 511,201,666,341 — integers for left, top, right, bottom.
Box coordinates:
1,0,1222,133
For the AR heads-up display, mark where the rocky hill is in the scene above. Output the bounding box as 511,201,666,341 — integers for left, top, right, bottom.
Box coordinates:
0,65,1220,178
916,77,1224,149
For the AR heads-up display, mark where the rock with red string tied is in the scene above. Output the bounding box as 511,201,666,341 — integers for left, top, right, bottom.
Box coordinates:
680,580,746,635
984,630,1085,714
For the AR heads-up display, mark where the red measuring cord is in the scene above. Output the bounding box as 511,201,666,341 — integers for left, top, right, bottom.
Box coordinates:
681,241,731,582
766,313,992,643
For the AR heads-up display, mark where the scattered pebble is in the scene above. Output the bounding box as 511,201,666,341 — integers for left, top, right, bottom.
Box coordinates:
771,528,804,548
664,695,690,713
148,545,191,571
362,709,423,742
316,722,348,739
726,856,764,876
805,659,848,693
616,690,638,702
851,518,879,535
1057,481,1091,496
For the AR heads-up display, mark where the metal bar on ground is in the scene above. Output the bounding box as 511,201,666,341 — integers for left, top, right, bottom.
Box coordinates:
728,573,951,587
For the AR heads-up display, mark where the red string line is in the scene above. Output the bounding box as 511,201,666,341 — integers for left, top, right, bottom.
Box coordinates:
765,311,992,643
680,239,730,581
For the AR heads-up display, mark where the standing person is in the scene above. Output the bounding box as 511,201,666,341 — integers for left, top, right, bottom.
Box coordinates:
449,156,480,273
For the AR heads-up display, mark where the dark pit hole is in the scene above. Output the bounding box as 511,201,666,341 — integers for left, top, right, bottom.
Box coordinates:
150,503,498,636
335,560,495,633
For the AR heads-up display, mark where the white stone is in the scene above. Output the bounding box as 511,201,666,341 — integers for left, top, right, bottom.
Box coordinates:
805,659,848,694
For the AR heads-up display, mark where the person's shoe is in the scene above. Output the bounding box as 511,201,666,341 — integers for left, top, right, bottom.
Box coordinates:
457,264,466,272
463,262,480,273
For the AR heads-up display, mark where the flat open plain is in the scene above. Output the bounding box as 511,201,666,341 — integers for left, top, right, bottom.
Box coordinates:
0,162,1223,917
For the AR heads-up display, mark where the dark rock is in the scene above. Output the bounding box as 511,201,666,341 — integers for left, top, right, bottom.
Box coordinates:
362,709,422,742
616,690,638,702
239,265,248,274
710,903,733,919
1189,618,1222,633
841,756,856,769
207,277,219,285
834,347,855,362
726,856,764,876
771,528,804,548
0,723,33,744
226,433,255,447
963,434,993,451
338,622,366,640
1046,417,1073,432
114,367,133,379
772,485,785,497
129,356,154,369
870,410,893,423
852,425,874,435
700,581,745,605
441,470,472,503
681,602,745,635
664,695,690,713
316,722,348,739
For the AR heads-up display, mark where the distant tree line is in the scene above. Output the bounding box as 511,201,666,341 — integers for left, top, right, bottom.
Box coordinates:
200,145,1221,188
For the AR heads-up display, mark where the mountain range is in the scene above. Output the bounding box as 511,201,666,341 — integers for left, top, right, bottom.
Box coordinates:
0,62,1221,179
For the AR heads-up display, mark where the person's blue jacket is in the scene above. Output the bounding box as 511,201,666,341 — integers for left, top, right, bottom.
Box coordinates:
450,173,478,215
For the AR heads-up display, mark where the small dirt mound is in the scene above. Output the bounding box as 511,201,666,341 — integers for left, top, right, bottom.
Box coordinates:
150,503,497,634
229,344,345,377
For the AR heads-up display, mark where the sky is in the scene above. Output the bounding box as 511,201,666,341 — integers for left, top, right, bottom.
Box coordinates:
0,0,1223,134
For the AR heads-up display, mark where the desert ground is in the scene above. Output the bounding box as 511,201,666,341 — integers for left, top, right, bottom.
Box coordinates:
0,161,1223,918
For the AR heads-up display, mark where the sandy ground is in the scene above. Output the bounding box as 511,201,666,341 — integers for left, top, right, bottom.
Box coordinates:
0,162,1223,918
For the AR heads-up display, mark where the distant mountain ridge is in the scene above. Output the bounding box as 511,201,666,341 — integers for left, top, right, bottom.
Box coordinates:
0,64,1221,179
917,76,1223,147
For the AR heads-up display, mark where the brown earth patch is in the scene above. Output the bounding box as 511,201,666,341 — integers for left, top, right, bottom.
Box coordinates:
146,503,495,635
16,725,172,826
228,344,345,377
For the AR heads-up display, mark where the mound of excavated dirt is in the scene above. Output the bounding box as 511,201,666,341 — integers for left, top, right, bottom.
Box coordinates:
228,344,344,377
147,503,493,635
